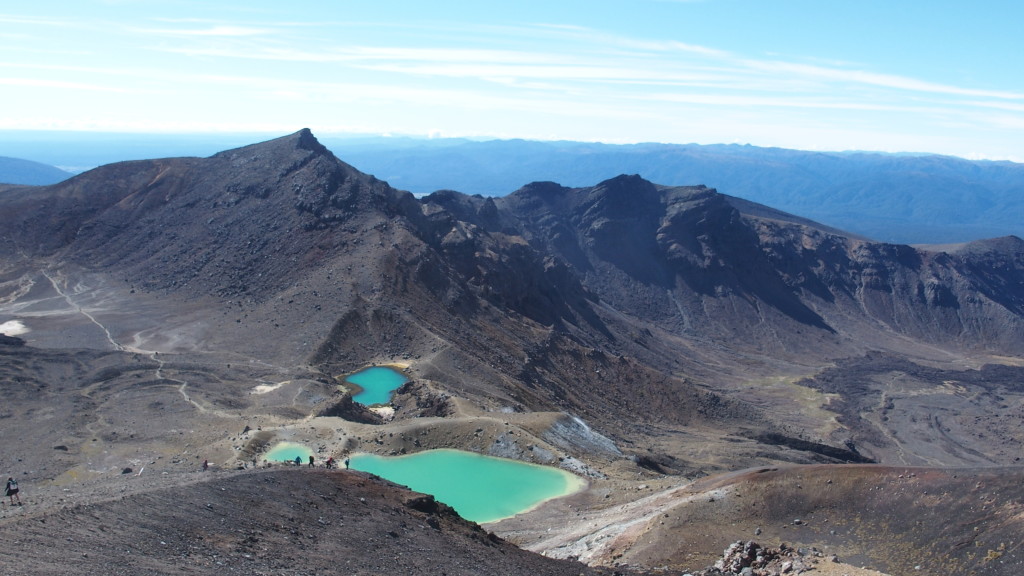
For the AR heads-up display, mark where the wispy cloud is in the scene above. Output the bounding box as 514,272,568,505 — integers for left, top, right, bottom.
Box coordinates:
133,24,272,37
744,59,1024,101
141,19,1024,114
525,23,732,58
0,77,128,92
5,8,1021,158
0,13,82,26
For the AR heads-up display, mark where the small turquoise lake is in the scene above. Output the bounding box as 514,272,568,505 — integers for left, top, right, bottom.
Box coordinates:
264,441,313,463
345,366,408,406
349,449,585,523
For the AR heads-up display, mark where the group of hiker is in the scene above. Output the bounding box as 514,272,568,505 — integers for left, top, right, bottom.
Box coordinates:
288,454,350,469
200,455,351,471
6,451,355,508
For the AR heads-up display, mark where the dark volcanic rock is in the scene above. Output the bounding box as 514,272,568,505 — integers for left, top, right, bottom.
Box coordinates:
498,173,1024,356
0,469,611,576
0,129,421,300
0,334,25,346
4,130,1022,358
314,389,384,424
4,131,1024,576
3,129,1024,469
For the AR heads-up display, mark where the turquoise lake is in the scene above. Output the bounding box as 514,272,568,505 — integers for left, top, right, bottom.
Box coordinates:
264,441,313,463
345,366,408,406
349,449,585,523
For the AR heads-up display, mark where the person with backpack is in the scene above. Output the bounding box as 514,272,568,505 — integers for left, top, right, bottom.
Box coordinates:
5,477,20,506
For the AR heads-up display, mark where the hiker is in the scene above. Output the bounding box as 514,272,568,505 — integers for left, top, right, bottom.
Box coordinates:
294,456,301,467
308,455,315,468
5,477,20,506
202,459,209,471
344,456,350,469
325,457,335,469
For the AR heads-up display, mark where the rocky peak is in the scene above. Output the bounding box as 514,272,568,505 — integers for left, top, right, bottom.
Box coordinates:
580,174,659,222
210,128,330,162
294,127,329,154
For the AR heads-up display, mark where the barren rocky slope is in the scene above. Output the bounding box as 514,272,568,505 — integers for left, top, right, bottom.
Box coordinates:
506,464,1024,574
2,130,1024,575
0,467,611,576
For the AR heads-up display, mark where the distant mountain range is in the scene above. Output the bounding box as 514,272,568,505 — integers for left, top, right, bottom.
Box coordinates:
0,156,73,185
323,138,1024,245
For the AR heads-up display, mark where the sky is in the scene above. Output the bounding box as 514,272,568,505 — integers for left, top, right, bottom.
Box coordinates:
2,1,1023,160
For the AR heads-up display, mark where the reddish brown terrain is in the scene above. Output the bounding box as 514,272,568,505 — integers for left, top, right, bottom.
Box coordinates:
2,130,1023,575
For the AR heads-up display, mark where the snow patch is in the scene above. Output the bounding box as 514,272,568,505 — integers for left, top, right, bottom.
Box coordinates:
0,320,28,336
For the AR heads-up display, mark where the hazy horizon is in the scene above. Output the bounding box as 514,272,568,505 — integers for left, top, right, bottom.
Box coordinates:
6,127,1021,177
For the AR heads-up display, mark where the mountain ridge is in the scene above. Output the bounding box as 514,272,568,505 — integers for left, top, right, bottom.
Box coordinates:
4,129,1024,411
3,130,1024,575
5,131,1023,243
324,137,1024,244
5,129,1024,374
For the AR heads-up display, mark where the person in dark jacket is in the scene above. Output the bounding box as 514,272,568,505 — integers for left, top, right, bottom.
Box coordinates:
5,477,21,505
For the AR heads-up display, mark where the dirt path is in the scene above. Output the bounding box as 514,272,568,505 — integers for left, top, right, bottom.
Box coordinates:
43,269,125,351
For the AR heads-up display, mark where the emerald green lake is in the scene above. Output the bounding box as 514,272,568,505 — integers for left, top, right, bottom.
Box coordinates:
349,449,585,523
345,366,408,406
264,441,313,463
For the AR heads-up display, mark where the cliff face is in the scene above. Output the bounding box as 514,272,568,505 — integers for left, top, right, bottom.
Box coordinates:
751,223,1024,351
493,175,1024,356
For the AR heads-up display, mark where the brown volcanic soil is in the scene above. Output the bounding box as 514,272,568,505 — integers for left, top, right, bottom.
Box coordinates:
499,464,1024,575
641,464,1024,575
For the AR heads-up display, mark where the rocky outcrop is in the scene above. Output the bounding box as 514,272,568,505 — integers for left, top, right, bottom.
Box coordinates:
696,540,831,575
314,390,384,424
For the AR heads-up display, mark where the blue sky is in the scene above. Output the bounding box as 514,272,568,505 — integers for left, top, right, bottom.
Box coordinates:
2,1,1022,160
